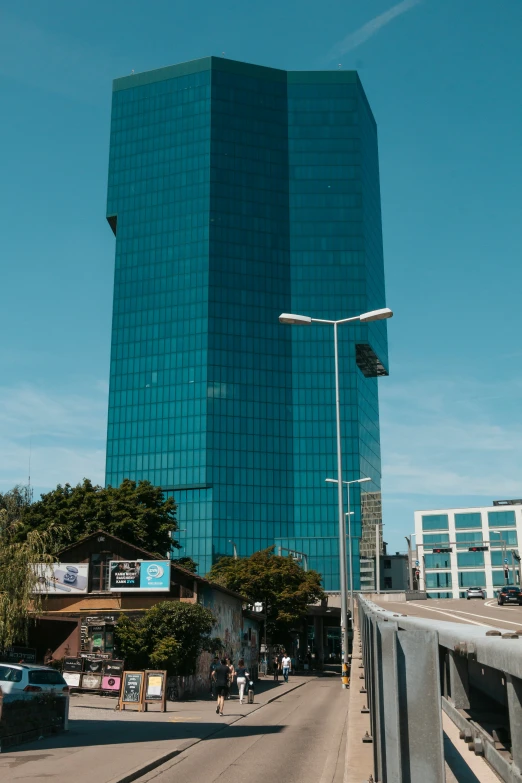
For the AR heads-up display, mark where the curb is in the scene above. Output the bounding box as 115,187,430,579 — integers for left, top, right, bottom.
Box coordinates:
106,678,312,783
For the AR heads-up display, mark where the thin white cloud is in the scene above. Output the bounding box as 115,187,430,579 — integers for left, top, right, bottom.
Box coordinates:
0,383,107,492
380,376,522,498
379,374,522,550
328,0,423,60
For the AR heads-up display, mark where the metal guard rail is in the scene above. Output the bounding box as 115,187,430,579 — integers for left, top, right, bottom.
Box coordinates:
358,594,522,783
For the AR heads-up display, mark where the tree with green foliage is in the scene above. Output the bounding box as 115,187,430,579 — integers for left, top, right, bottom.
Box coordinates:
0,487,60,651
13,478,178,555
114,601,215,675
208,547,324,643
171,556,198,573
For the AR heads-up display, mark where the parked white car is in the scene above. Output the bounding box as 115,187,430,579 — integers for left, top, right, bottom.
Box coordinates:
0,663,69,694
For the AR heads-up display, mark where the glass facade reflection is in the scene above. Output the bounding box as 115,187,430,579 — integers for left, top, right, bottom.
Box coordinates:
105,58,389,589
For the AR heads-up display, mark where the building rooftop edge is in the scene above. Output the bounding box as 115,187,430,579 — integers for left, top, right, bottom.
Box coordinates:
112,55,361,89
415,504,521,514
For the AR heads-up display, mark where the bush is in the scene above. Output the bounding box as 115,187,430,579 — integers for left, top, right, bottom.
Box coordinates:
114,601,215,676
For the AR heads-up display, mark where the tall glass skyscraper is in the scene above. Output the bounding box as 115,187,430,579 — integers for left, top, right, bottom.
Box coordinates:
105,57,389,590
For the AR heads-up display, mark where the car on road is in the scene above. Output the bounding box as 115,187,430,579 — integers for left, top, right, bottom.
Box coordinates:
466,587,485,600
0,663,69,694
497,586,522,605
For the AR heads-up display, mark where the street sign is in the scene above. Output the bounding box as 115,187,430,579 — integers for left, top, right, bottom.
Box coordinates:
505,559,509,563
415,561,419,566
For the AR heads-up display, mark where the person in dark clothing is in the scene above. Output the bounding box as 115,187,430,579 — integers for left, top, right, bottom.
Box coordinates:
209,655,219,697
212,658,230,716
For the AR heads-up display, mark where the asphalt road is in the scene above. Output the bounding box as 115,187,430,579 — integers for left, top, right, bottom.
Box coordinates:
139,679,348,783
374,597,522,631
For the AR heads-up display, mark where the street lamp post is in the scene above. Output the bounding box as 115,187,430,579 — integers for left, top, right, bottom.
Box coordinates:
325,477,371,620
491,531,509,585
280,307,393,690
376,522,382,594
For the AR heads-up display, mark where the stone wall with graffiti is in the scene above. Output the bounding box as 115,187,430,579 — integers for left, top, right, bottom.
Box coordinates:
195,585,260,684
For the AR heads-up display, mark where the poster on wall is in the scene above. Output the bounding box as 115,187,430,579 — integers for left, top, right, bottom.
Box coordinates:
63,672,81,688
109,561,170,592
81,672,103,690
102,675,121,691
63,658,84,673
104,660,124,676
33,564,89,594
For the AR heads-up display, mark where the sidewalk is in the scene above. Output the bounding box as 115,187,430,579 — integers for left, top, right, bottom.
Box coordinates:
0,676,310,783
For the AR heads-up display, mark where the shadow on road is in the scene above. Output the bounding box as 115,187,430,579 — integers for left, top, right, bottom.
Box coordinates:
9,720,285,752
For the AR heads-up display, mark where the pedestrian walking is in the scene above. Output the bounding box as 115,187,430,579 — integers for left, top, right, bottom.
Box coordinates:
273,654,280,681
235,658,250,704
209,655,219,698
226,657,235,699
282,652,291,683
212,658,231,716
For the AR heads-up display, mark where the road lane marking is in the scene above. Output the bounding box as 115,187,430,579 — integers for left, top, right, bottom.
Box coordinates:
445,609,522,627
485,599,519,610
398,604,492,626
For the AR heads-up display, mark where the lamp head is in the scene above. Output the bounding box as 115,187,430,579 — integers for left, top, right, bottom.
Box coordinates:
279,313,312,325
359,307,393,323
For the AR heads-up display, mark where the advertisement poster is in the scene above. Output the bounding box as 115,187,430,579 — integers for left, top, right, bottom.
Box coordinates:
33,563,89,594
145,672,164,700
102,675,121,691
84,659,104,673
109,561,170,592
104,660,124,676
63,672,81,688
81,673,102,690
63,658,84,673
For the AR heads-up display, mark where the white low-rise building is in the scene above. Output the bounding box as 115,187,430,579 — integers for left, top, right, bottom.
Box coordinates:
414,500,521,599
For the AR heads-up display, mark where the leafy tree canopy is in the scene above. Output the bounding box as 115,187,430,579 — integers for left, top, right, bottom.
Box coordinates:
0,488,60,649
172,556,198,574
114,601,215,675
208,547,324,642
12,478,178,556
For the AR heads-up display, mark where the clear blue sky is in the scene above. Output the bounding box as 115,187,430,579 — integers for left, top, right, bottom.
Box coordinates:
1,0,521,552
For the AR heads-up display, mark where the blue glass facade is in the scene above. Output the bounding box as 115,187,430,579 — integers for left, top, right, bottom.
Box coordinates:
106,58,389,589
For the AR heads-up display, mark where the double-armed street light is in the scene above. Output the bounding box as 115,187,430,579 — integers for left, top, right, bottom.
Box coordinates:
279,307,393,689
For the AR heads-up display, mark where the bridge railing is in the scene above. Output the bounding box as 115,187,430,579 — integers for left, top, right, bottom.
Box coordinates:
357,594,522,782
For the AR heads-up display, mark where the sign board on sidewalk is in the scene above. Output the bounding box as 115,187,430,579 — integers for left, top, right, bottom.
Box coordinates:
119,671,144,711
143,670,167,712
109,561,170,592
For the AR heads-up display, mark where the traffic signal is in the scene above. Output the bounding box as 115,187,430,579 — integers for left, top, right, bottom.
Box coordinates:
504,567,510,577
433,547,452,553
468,546,488,552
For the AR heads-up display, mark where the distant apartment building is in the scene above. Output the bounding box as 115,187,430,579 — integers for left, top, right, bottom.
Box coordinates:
360,545,409,592
414,500,522,599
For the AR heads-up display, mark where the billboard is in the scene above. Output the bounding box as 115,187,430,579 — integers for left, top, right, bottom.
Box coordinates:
33,563,89,594
109,560,170,592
